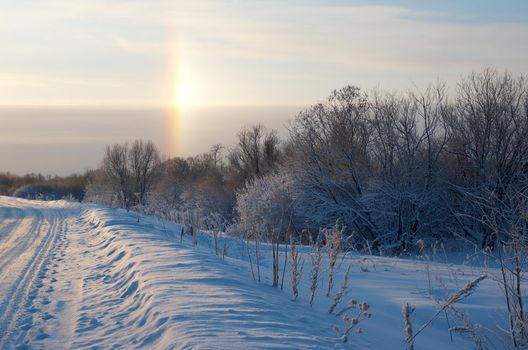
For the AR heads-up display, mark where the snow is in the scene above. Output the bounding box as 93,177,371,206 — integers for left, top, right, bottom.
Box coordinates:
0,197,519,349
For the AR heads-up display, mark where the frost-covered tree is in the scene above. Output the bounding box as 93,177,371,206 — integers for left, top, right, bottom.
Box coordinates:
289,86,377,247
84,68,528,256
366,84,450,252
236,170,296,287
445,69,528,248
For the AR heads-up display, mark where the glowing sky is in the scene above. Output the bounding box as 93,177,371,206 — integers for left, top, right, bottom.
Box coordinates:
0,1,527,174
1,0,527,108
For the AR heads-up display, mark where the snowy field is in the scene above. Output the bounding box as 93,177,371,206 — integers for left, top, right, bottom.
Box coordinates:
0,197,520,349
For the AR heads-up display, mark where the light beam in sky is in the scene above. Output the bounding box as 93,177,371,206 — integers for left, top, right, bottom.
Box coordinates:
169,41,195,156
173,62,194,110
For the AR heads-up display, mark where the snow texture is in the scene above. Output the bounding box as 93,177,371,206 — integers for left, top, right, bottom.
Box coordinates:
0,197,519,349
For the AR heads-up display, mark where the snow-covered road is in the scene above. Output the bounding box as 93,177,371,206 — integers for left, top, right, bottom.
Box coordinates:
0,198,70,348
0,197,339,349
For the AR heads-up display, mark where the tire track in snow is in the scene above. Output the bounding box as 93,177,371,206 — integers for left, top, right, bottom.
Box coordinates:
0,206,64,349
0,208,44,281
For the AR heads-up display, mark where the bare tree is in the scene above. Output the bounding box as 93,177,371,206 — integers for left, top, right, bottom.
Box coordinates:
102,143,131,208
445,68,528,248
229,125,281,182
366,83,451,252
210,143,224,169
128,140,161,205
409,81,449,189
290,86,377,246
98,140,161,209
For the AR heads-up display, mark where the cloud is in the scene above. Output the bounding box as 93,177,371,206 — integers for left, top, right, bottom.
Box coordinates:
0,0,527,106
113,37,168,54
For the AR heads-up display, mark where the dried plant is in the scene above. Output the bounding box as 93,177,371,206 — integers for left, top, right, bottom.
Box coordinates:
309,233,323,306
339,300,371,343
191,225,197,246
447,306,484,350
329,264,351,314
325,224,344,297
409,275,487,344
402,303,415,350
290,238,302,301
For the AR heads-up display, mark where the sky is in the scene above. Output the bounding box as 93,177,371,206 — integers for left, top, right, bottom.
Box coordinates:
0,0,527,174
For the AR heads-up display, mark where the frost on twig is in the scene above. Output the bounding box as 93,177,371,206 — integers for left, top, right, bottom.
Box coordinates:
409,275,487,344
402,302,415,350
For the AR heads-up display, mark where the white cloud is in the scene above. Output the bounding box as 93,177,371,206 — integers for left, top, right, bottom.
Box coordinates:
0,1,527,106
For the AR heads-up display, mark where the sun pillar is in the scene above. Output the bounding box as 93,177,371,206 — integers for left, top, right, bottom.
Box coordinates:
169,43,194,158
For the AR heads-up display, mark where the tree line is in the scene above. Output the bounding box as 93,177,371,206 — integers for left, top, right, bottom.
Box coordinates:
0,172,87,200
84,68,528,254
